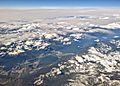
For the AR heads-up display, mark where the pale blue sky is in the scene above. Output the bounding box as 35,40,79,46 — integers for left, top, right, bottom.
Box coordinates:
0,0,120,8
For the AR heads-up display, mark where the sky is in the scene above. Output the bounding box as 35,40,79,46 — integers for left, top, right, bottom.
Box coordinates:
0,0,120,8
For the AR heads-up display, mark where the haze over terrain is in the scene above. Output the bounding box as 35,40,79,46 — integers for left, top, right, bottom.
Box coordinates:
0,0,120,86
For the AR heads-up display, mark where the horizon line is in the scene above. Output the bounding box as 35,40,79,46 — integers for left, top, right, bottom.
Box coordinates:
0,6,120,10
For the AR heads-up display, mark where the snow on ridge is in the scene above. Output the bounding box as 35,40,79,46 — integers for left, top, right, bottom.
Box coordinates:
100,22,120,29
43,33,59,39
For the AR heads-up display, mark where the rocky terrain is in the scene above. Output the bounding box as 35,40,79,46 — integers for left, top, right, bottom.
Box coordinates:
0,9,120,86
